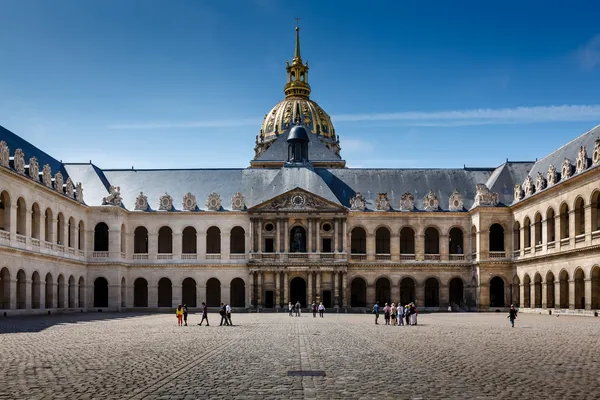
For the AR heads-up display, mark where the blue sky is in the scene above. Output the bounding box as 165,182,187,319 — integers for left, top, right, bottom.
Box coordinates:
1,0,600,169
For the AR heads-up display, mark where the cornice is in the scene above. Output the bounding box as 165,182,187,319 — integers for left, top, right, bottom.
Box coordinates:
514,243,600,265
0,245,86,267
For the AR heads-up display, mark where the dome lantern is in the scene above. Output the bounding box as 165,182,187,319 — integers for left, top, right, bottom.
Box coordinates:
284,24,311,99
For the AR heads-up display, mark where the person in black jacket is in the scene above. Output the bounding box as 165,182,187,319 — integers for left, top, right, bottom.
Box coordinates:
219,303,230,326
508,304,518,328
198,302,209,326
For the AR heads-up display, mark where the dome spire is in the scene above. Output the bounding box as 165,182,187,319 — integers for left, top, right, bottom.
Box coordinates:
294,17,301,61
285,21,311,99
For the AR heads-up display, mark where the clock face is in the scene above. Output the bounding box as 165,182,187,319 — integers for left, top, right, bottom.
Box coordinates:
291,194,305,207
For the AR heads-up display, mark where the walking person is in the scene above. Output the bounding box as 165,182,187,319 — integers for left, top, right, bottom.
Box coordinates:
383,303,391,325
295,301,301,317
198,302,209,326
405,305,410,326
508,304,518,328
373,303,380,325
311,301,317,318
398,304,404,326
318,302,325,317
183,304,189,326
219,303,230,326
176,304,184,327
226,303,233,326
288,302,293,317
391,303,397,326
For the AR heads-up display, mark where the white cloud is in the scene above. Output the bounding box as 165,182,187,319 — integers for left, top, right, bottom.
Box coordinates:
577,34,600,71
107,118,261,130
342,138,374,153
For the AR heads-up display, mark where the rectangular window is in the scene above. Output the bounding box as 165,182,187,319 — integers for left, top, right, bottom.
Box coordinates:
264,238,274,253
322,238,332,253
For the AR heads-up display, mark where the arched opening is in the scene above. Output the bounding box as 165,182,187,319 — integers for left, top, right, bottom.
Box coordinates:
44,208,53,242
206,278,221,307
182,278,197,307
120,224,125,253
546,271,555,308
591,266,600,309
400,277,416,305
546,208,556,243
134,278,148,307
158,226,172,254
375,277,391,306
68,217,76,248
0,191,11,232
31,271,41,309
120,277,126,308
350,227,366,254
44,273,53,308
490,276,505,307
78,221,84,250
522,275,531,308
16,269,26,309
591,191,600,232
560,203,570,239
0,267,10,309
350,277,367,307
157,278,172,307
534,273,542,308
94,222,109,252
449,278,464,306
230,226,245,254
574,268,585,309
56,213,65,245
424,227,439,254
31,203,41,239
230,278,245,307
574,198,585,236
182,227,197,254
512,275,520,307
68,275,76,308
400,227,415,254
289,277,306,307
134,226,148,254
375,227,390,254
57,274,65,308
523,217,531,248
78,277,85,308
206,226,221,254
489,224,504,251
93,277,108,308
449,227,464,254
559,270,569,308
289,226,306,252
534,213,542,245
16,197,26,235
424,278,440,307
513,221,521,251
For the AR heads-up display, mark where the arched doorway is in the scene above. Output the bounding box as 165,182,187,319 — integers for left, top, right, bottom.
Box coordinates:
94,223,109,252
424,278,440,307
0,267,10,309
424,227,440,255
351,227,366,254
449,278,464,306
158,278,172,307
400,277,415,306
16,270,26,309
230,227,245,254
44,273,53,308
206,227,221,254
512,275,520,307
68,275,76,308
134,278,148,307
534,273,542,308
31,271,41,309
158,226,173,254
206,278,221,307
523,275,531,308
290,226,306,252
182,278,196,307
489,223,505,252
546,271,555,308
290,277,306,307
559,270,569,308
182,227,197,254
57,274,65,308
575,268,585,309
134,226,148,254
592,266,600,309
120,277,126,308
230,278,245,307
375,227,391,255
94,277,108,308
350,277,366,307
375,277,391,306
400,227,415,254
490,276,505,307
448,228,464,255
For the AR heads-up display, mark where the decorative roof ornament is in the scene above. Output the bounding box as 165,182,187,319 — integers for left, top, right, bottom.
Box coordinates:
206,192,221,211
0,141,9,167
561,158,572,180
575,145,589,173
513,184,523,202
159,193,173,211
13,149,25,175
42,164,52,188
75,182,84,203
102,185,122,206
423,190,439,211
473,184,499,207
54,172,64,194
593,138,600,165
135,192,148,211
182,192,197,211
523,175,535,196
535,172,546,192
375,193,391,211
448,189,464,211
65,178,74,199
349,192,366,211
29,157,39,181
284,22,311,100
547,164,557,186
231,192,246,211
399,192,414,211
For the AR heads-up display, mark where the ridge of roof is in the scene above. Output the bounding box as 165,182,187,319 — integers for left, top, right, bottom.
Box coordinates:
534,123,600,165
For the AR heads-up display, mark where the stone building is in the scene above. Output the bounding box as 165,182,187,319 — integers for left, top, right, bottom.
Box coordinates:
0,26,599,315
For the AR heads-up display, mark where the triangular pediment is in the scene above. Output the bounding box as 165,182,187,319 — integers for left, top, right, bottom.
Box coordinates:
249,187,346,213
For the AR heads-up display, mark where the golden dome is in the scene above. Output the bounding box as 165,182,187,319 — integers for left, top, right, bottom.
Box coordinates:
260,98,336,141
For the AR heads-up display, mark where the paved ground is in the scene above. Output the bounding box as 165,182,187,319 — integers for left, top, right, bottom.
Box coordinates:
0,311,599,399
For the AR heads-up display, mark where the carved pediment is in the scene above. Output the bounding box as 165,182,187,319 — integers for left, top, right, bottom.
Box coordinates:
376,193,391,211
523,175,534,196
448,189,463,211
473,184,499,207
349,193,366,211
547,164,557,186
102,185,122,206
250,188,344,212
159,193,173,211
135,192,148,211
206,192,221,211
400,192,414,211
231,192,245,211
576,146,589,173
561,158,572,180
423,190,439,211
182,192,197,211
535,172,546,192
593,139,600,165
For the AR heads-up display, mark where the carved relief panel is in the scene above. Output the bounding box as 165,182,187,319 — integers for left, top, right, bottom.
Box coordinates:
513,184,523,202
400,192,414,211
29,157,39,181
375,193,390,211
13,149,25,175
206,192,221,211
547,164,557,186
423,190,439,211
182,192,197,211
575,146,589,173
0,141,8,167
135,192,148,211
42,165,52,188
473,184,499,206
535,172,546,192
349,193,366,211
561,158,572,180
523,175,534,196
448,189,464,211
231,192,245,210
593,139,600,165
54,172,64,194
159,193,173,211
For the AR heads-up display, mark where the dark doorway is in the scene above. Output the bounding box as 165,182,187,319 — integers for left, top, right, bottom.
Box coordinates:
375,278,391,306
182,278,196,307
207,278,221,307
134,278,148,307
449,278,464,306
490,276,505,307
230,278,245,307
265,290,274,308
400,278,415,306
322,290,332,308
290,277,307,307
158,278,172,307
290,226,306,252
322,238,332,253
264,238,274,253
93,277,108,308
424,278,440,307
350,278,367,307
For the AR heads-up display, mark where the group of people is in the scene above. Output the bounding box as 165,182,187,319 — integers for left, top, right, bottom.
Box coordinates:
373,302,418,326
287,301,326,317
174,302,233,326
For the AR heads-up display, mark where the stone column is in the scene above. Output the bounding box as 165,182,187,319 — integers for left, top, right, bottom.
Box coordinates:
222,283,231,306
415,282,425,308
148,233,158,261
332,219,338,253
584,204,593,245
519,227,525,256
9,201,17,242
554,281,561,309
173,233,182,260
334,271,340,308
569,279,575,309
275,272,281,309
542,282,548,308
24,209,32,246
51,281,58,309
541,219,548,250
342,219,347,253
247,271,254,308
342,272,348,308
172,285,182,308
366,233,375,261
390,233,400,261
440,234,449,261
391,277,400,304
275,220,281,253
366,281,375,306
316,218,321,252
198,281,206,308
439,284,449,309
126,285,134,308
316,271,321,303
284,220,289,252
249,218,254,253
307,219,313,252
415,234,425,261
8,279,16,309
308,272,313,304
109,284,120,309
257,218,262,253
519,284,525,308
108,226,121,259
584,278,592,310
198,229,206,259
257,272,262,309
222,231,230,261
148,285,158,308
569,210,576,246
39,282,46,310
283,272,289,305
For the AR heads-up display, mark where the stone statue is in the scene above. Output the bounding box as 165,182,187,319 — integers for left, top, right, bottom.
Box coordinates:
291,227,305,252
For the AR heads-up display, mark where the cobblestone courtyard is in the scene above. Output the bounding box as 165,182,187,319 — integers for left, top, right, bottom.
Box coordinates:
1,312,599,399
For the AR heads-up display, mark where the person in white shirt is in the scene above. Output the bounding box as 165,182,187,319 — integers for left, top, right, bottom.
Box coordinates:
318,302,325,318
226,304,232,326
288,302,293,317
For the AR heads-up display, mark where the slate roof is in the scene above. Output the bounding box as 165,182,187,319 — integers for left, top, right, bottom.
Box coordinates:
254,129,342,162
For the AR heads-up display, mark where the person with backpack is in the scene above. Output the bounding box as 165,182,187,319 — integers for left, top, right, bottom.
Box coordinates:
183,304,189,326
508,304,518,328
311,301,317,318
198,302,209,326
219,303,229,326
295,300,301,317
373,303,380,325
